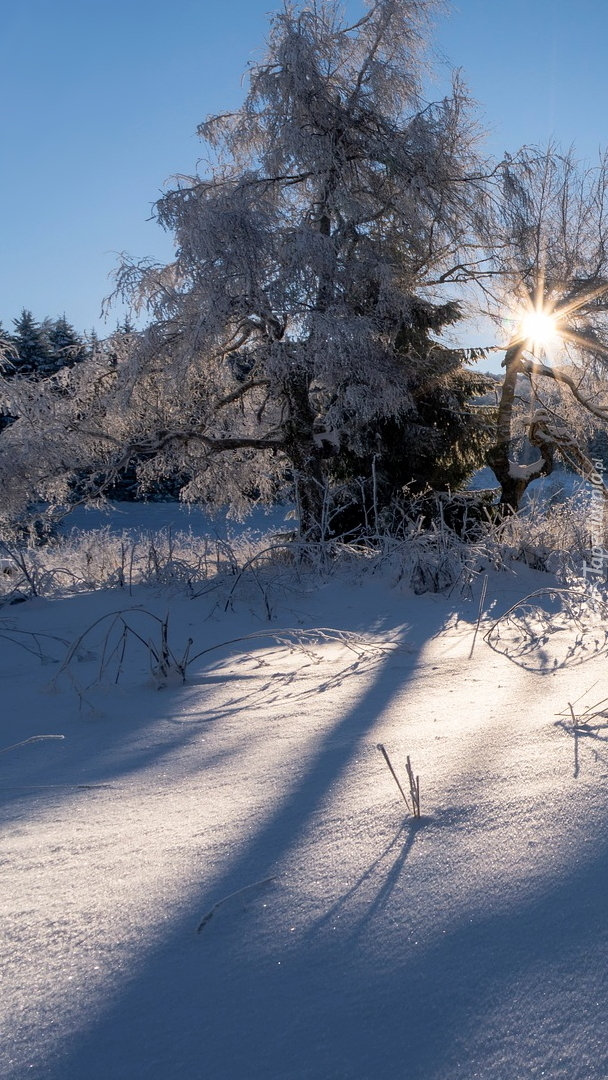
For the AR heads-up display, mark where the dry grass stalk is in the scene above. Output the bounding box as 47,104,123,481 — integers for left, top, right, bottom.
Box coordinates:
377,743,421,817
405,755,421,818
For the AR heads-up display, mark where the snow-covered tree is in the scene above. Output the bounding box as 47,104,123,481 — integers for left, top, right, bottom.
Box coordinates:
482,146,608,512
0,0,493,537
10,310,52,376
5,311,87,379
45,316,88,375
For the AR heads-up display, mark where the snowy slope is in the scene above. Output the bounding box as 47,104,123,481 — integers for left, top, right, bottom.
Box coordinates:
2,558,608,1080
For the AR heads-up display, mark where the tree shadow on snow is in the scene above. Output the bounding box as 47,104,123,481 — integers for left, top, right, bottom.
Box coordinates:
9,582,602,1080
28,805,608,1080
2,592,455,1076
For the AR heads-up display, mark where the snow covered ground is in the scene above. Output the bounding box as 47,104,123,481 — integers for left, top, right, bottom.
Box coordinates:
468,463,584,506
2,518,608,1079
61,498,293,540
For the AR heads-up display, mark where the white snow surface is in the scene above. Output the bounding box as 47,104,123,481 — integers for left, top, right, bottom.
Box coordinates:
2,521,608,1079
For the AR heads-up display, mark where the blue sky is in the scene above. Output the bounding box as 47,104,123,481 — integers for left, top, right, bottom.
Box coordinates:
2,0,608,341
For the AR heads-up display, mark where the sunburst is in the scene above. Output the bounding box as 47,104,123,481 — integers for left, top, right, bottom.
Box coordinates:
505,275,608,360
519,307,560,352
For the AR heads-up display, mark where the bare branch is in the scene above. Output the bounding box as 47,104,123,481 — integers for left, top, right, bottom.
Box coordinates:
520,357,608,424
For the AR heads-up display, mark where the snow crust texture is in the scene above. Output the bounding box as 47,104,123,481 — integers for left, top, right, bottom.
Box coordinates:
2,562,608,1080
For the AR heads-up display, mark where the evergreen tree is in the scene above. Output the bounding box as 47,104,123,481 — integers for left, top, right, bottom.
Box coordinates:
0,323,17,431
331,299,493,521
0,321,15,371
46,315,88,375
5,312,88,378
116,317,136,335
85,328,100,355
11,310,52,375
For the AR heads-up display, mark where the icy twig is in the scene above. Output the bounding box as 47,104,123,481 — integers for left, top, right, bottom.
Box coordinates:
557,690,608,726
196,876,276,933
406,755,421,818
0,735,65,755
188,627,398,667
0,627,70,663
54,607,192,692
377,743,411,811
468,572,488,659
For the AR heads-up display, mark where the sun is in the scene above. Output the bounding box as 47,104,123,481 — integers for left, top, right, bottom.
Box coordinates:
502,277,608,362
519,307,561,352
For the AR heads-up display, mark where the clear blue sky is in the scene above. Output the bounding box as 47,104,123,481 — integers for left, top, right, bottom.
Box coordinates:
2,0,608,340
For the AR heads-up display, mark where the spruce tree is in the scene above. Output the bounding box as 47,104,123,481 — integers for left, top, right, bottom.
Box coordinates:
11,310,52,376
335,302,492,489
46,316,88,375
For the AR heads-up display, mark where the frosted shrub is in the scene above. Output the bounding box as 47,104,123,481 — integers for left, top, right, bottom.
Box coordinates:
490,485,595,576
0,528,246,602
0,482,600,608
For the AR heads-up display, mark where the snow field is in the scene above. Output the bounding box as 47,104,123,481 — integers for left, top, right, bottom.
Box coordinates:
2,555,608,1078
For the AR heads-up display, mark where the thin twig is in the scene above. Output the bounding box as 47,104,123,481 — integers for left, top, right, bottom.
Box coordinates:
377,743,411,811
196,876,276,933
405,755,421,818
468,573,488,659
0,735,65,756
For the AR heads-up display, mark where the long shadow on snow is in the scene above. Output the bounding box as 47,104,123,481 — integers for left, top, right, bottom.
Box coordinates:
189,829,608,1080
0,588,428,811
17,581,592,1080
30,793,608,1080
0,651,403,817
11,594,461,1078
0,566,554,811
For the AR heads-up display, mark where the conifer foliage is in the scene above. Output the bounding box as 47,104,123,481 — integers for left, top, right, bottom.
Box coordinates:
4,310,88,378
0,312,90,441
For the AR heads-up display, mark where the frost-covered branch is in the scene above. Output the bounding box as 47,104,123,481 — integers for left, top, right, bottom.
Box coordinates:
519,358,608,423
0,0,497,539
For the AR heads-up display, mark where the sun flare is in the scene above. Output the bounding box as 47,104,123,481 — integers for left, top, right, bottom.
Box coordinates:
519,308,560,351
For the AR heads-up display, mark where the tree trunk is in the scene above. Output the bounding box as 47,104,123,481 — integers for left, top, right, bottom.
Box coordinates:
486,343,553,514
282,175,338,542
283,372,326,540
